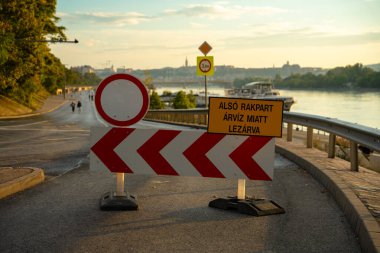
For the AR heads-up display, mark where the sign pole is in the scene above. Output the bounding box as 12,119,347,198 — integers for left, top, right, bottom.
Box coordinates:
207,97,286,216
115,173,126,196
94,73,149,211
204,75,208,108
237,179,246,200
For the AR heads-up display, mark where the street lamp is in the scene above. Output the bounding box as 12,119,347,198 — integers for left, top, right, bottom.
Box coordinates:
15,37,79,100
27,38,79,44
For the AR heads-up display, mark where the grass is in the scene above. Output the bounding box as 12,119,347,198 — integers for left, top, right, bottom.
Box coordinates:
0,90,50,117
0,95,33,117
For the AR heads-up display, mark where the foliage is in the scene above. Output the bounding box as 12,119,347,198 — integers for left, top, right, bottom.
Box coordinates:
143,70,155,91
149,91,164,109
66,68,101,86
0,0,67,107
274,63,380,90
172,90,196,109
162,90,172,96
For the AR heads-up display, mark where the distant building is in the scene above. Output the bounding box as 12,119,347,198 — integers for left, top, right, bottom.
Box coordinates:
94,65,116,79
71,65,95,75
116,67,133,73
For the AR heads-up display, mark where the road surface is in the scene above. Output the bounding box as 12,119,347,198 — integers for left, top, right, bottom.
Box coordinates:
0,93,361,252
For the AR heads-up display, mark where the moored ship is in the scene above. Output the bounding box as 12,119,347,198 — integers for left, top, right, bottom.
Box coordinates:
224,81,295,111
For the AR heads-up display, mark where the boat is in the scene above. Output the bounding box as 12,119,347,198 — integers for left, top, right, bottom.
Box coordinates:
224,81,295,111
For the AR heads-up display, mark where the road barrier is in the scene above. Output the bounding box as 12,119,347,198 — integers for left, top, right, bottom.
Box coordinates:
145,109,380,172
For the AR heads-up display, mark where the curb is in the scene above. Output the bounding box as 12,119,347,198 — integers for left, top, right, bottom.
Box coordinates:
276,141,380,253
0,168,45,199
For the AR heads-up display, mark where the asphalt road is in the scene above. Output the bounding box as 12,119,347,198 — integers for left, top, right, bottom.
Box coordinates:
0,93,361,252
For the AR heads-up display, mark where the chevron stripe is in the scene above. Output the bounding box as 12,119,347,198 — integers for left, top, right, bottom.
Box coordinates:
90,127,274,180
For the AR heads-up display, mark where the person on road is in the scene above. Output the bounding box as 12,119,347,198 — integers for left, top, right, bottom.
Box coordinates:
70,101,76,112
77,100,82,113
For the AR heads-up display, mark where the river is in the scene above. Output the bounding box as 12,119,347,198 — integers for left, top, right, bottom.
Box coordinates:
155,86,380,129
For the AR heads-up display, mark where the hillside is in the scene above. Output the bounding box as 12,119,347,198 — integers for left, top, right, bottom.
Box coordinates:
0,95,33,117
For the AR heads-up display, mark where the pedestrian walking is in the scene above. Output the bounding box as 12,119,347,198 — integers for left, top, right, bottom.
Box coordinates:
77,100,82,113
70,101,76,112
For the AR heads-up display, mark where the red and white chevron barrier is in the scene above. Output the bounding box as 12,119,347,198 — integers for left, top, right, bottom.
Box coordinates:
90,127,275,180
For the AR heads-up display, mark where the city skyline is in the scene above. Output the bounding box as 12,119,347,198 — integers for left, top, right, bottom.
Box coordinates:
50,0,380,70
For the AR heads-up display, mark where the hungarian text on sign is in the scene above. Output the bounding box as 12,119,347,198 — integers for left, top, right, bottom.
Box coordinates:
208,97,283,137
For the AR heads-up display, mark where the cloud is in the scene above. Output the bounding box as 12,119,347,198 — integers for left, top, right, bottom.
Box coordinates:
223,31,380,49
163,4,287,20
56,11,156,26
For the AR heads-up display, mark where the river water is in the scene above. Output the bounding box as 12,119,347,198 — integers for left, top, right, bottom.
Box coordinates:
280,89,380,129
155,86,380,129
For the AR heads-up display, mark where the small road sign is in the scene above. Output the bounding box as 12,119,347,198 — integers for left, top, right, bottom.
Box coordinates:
90,127,275,180
208,97,284,137
196,56,214,76
198,41,212,55
95,74,149,127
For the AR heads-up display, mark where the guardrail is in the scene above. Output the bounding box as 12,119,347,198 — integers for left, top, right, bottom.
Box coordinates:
145,109,380,172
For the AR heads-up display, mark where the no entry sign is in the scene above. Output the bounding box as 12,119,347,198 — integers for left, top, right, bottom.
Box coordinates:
95,74,149,126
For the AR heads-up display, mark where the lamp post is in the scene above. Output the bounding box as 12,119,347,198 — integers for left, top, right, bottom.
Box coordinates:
15,37,78,100
29,38,79,44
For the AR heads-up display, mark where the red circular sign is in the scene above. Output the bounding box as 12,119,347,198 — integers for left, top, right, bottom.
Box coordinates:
199,59,211,73
95,74,149,127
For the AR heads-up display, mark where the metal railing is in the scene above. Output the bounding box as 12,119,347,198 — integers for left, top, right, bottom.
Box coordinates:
145,109,380,172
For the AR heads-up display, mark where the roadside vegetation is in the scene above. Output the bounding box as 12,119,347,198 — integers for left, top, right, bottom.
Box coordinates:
149,90,196,110
274,63,380,90
0,0,99,111
233,63,380,90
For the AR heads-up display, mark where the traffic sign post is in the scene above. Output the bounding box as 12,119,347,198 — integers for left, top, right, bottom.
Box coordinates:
91,73,284,215
207,97,285,216
197,41,213,108
93,73,149,211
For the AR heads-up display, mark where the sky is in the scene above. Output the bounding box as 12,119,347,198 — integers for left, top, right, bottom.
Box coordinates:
50,0,380,70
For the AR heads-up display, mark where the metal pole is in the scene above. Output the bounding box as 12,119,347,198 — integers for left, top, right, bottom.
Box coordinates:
328,134,336,158
287,123,293,142
237,179,246,200
204,75,208,108
350,141,359,172
63,70,66,100
115,173,126,196
307,127,313,148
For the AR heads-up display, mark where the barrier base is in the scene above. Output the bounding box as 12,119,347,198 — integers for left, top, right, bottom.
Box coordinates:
209,196,285,216
100,191,138,211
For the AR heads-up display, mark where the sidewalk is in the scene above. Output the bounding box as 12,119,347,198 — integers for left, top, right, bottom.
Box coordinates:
276,138,380,253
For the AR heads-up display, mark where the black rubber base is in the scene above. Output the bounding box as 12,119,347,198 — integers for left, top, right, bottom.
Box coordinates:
209,196,285,216
100,192,138,211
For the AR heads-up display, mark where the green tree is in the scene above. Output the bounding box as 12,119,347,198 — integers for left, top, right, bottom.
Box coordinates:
143,70,155,91
186,90,196,108
0,0,66,106
149,91,164,109
173,90,195,109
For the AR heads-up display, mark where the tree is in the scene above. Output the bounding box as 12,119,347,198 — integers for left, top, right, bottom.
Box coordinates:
0,0,66,106
143,70,155,92
149,91,164,109
172,90,196,109
186,90,196,108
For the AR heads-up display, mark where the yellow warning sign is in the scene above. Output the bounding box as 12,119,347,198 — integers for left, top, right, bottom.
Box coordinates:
196,56,214,76
208,97,283,137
